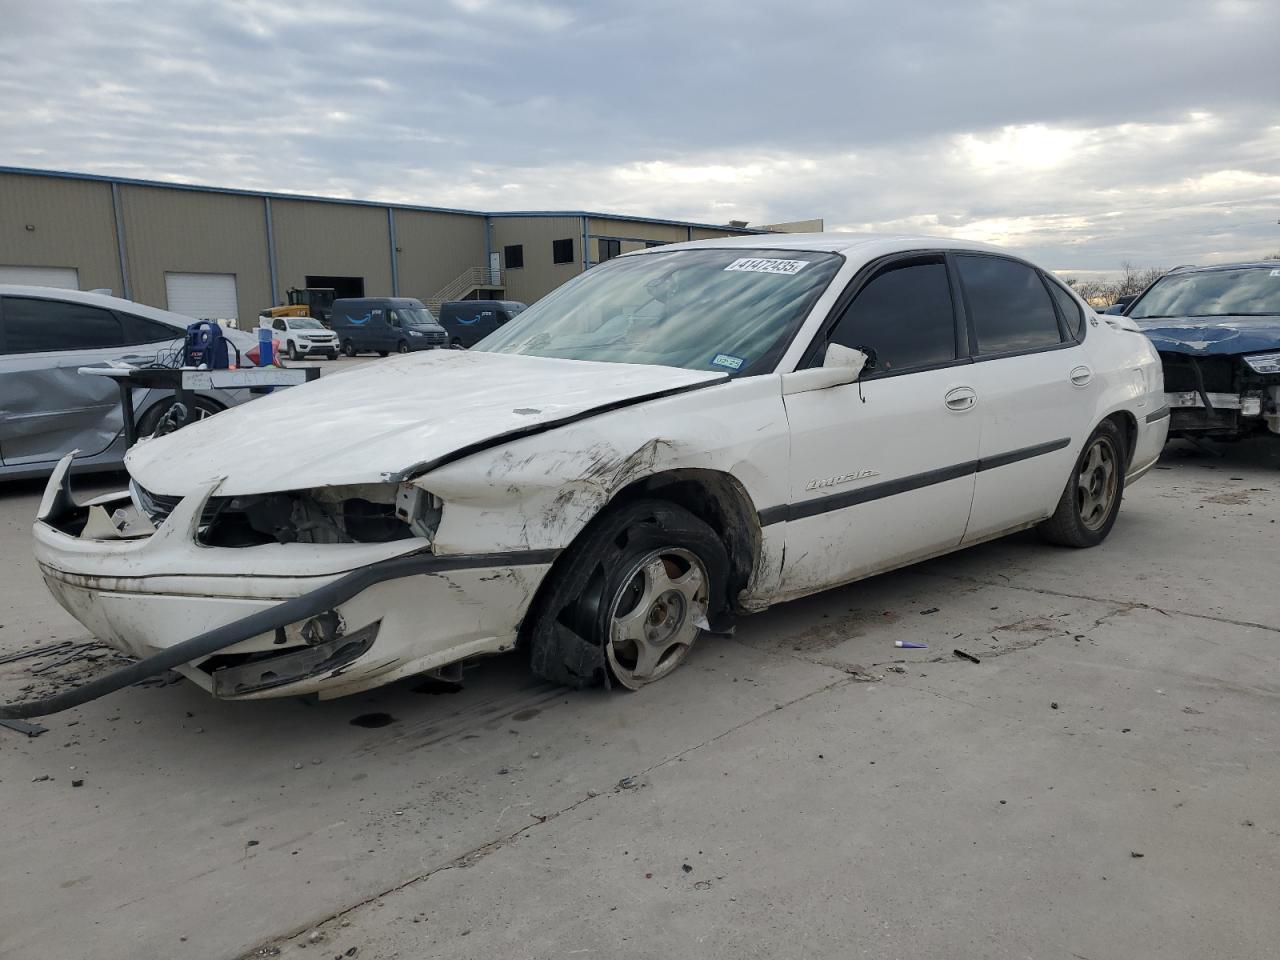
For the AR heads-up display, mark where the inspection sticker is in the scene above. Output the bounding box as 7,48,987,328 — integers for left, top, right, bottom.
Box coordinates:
711,353,745,370
724,257,810,275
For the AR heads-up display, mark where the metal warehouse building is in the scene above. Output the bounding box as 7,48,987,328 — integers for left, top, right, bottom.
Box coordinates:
0,166,821,323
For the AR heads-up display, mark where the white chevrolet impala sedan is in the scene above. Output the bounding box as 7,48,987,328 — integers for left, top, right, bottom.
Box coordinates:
26,234,1168,707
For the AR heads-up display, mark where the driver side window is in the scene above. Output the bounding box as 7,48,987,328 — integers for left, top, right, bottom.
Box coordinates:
826,260,957,374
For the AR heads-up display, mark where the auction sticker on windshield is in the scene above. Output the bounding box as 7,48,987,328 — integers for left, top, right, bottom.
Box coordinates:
724,258,810,275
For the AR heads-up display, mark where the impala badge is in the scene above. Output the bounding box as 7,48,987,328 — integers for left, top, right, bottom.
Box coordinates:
805,470,880,491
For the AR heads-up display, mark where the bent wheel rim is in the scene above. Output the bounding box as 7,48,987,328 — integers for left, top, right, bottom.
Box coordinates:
605,547,708,689
1076,436,1118,531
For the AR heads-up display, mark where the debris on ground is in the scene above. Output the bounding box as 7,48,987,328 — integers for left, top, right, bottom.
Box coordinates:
895,641,928,649
617,776,638,790
1130,851,1145,858
919,608,940,615
953,649,981,664
682,863,693,873
886,665,907,674
72,779,84,787
1050,702,1059,710
0,718,46,737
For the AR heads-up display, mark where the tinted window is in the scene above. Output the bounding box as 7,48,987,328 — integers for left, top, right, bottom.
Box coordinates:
826,261,956,373
599,238,621,262
120,312,181,345
552,238,575,265
504,244,524,270
2,297,122,354
1044,278,1084,339
956,255,1063,354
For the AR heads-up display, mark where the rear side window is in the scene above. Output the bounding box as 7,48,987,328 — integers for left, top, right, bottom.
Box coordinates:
956,255,1063,354
826,260,956,374
1,297,123,354
120,312,180,345
1044,278,1085,339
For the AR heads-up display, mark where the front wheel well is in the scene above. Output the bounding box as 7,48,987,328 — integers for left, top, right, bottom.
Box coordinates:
607,469,761,610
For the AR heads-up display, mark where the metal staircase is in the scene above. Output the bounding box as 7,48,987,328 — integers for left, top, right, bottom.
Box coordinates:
425,266,503,313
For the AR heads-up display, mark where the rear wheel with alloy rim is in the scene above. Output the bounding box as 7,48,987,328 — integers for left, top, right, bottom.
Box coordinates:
1038,419,1127,547
529,500,729,690
287,341,302,361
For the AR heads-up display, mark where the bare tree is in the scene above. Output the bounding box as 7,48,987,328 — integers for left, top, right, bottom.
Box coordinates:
1060,262,1167,307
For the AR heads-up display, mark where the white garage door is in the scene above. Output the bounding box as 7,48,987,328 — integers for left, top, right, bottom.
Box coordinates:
164,272,238,321
0,265,80,289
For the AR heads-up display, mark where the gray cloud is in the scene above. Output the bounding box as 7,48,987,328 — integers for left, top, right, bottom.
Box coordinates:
1,0,1277,270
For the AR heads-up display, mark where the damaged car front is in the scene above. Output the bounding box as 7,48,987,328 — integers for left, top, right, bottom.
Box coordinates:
1127,262,1280,440
27,243,843,705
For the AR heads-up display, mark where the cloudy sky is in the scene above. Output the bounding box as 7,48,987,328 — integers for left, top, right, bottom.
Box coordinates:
2,0,1278,274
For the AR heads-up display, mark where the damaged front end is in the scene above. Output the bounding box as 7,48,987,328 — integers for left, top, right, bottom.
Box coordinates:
11,454,554,718
1158,351,1280,439
129,479,443,547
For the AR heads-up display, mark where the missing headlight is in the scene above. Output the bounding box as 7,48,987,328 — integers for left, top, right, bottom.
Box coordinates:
198,483,436,547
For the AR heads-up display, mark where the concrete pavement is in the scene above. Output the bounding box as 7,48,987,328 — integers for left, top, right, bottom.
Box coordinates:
1,439,1276,960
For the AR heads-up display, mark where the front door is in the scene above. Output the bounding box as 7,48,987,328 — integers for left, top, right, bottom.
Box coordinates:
0,296,128,466
950,254,1098,542
776,256,982,599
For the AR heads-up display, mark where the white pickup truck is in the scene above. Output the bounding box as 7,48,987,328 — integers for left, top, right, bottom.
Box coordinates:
258,315,340,360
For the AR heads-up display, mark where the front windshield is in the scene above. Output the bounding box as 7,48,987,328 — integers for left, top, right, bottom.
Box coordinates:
398,307,438,327
476,248,843,374
1130,268,1280,319
291,318,324,329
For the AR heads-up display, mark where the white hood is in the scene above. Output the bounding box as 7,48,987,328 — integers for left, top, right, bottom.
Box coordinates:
124,351,724,496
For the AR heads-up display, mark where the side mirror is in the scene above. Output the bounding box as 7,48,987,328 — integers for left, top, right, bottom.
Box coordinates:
782,344,871,396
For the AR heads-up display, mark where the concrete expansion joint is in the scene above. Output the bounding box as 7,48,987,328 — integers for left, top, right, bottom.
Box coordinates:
922,572,1280,636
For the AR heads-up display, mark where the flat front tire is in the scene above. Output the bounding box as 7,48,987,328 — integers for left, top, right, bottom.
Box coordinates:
529,500,729,691
1038,419,1127,548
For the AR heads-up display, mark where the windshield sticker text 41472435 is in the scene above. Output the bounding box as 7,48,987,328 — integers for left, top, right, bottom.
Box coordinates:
723,258,810,276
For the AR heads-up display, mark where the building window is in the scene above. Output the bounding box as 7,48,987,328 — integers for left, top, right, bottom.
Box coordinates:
504,244,524,269
598,238,621,262
645,240,667,248
552,238,575,265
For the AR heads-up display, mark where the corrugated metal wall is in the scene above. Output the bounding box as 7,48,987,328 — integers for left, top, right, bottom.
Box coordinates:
119,184,272,321
0,170,780,316
490,216,585,305
0,172,122,293
393,209,488,302
271,199,394,300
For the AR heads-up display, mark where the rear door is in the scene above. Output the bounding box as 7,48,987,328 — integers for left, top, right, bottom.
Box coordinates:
777,255,981,597
0,295,128,465
953,254,1097,542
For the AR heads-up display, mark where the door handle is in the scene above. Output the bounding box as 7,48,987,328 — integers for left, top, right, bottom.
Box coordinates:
1069,365,1093,387
944,386,977,411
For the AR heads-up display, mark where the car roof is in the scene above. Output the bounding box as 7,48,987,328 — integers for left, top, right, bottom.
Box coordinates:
333,297,423,306
0,284,195,328
621,231,1013,258
1163,261,1280,275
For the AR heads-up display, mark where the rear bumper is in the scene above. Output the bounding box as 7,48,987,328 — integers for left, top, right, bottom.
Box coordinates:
31,462,554,701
